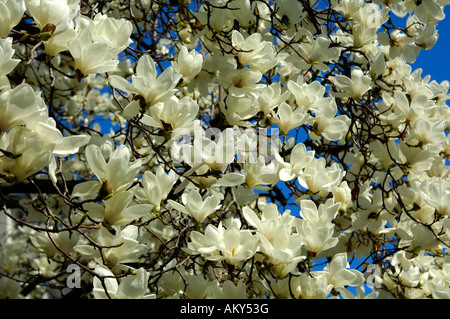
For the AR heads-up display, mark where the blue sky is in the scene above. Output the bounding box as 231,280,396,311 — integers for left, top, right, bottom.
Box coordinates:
413,6,450,84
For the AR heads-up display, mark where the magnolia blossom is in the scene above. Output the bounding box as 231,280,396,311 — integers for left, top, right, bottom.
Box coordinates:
141,96,199,133
0,0,25,38
0,83,47,133
25,0,77,36
231,30,277,73
286,33,340,72
309,98,351,141
172,46,203,82
2,0,450,301
69,28,120,77
93,265,154,299
298,157,345,196
83,191,152,227
72,144,141,199
220,94,259,127
287,79,326,111
74,225,147,271
316,253,365,298
332,68,372,100
110,55,181,111
296,199,340,255
168,189,221,223
0,127,53,183
135,166,178,212
0,37,19,80
270,102,309,135
88,13,133,52
276,143,315,182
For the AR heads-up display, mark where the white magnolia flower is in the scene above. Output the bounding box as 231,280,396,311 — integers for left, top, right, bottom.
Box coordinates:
69,28,120,78
231,30,277,73
181,127,236,172
286,33,340,72
0,126,53,183
287,78,326,111
168,189,221,223
109,55,181,110
172,46,203,82
243,204,295,242
292,273,333,299
72,144,141,199
309,98,351,141
298,157,345,196
275,143,315,182
256,82,290,115
218,67,264,97
332,68,372,100
0,83,47,133
83,191,152,226
141,96,199,132
88,13,133,52
243,156,279,190
93,265,154,299
0,276,20,299
0,37,19,80
135,166,178,212
209,224,259,266
219,94,259,127
270,102,309,135
0,0,25,38
316,253,364,298
25,0,75,36
44,27,77,56
296,199,340,255
74,225,147,271
187,221,258,265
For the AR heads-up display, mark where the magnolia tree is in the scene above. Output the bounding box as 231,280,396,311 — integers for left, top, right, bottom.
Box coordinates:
0,0,449,300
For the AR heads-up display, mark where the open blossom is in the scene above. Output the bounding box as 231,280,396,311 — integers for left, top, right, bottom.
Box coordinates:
83,191,152,227
25,0,77,36
0,83,47,133
74,225,147,271
87,13,133,52
0,0,25,38
219,94,259,127
69,28,120,77
109,54,181,111
286,33,340,72
72,144,141,199
309,98,351,141
135,166,178,212
187,221,259,265
231,30,277,73
287,78,326,111
0,37,19,79
168,189,221,223
140,96,199,133
93,265,154,299
0,127,53,183
298,157,345,196
276,143,315,182
270,102,310,135
296,199,341,255
332,68,372,100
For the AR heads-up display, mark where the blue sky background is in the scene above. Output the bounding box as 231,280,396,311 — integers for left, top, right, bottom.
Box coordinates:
413,6,450,83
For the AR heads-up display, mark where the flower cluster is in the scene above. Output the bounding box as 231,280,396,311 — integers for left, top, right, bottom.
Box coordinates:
0,0,449,300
